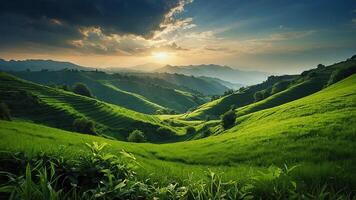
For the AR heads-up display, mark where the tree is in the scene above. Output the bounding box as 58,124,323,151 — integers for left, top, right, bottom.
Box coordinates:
127,130,146,143
0,102,11,121
73,118,96,135
72,83,93,98
317,64,325,69
221,109,236,129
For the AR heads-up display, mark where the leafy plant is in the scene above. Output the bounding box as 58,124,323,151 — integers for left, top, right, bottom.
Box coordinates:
187,170,251,200
249,164,300,199
0,149,353,200
127,130,146,143
221,109,236,129
72,117,96,135
72,82,93,98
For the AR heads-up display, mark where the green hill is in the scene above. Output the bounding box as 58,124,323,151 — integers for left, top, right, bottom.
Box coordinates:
0,72,184,142
0,73,355,194
185,59,356,120
123,72,232,95
7,70,209,114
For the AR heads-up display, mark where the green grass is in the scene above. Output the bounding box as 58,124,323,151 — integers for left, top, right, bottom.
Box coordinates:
9,71,209,113
0,72,188,141
1,74,356,193
185,60,356,120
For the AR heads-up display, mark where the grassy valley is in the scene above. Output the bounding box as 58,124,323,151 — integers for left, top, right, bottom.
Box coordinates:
0,71,355,199
184,59,356,120
1,0,355,199
0,72,187,142
0,57,355,199
7,70,214,114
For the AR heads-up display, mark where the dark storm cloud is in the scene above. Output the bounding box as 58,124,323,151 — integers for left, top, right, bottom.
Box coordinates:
0,0,191,50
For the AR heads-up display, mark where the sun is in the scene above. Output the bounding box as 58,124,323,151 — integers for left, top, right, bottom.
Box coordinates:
152,52,169,62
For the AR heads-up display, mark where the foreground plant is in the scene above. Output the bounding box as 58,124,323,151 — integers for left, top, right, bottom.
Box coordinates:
0,143,354,200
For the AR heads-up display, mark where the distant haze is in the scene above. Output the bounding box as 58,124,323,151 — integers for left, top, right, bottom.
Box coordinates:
156,64,270,85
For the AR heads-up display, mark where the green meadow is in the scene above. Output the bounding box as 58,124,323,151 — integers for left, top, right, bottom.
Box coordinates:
0,59,355,199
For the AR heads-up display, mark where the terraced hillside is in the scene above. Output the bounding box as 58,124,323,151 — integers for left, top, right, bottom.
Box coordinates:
184,58,356,120
0,72,182,141
0,74,355,193
7,70,211,114
127,72,232,95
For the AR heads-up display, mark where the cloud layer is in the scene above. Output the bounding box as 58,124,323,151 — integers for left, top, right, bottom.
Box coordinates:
0,0,192,53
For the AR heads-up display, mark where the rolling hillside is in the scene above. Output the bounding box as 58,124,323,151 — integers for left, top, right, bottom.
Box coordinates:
7,70,210,114
185,58,356,120
0,73,355,194
0,72,183,142
125,72,232,95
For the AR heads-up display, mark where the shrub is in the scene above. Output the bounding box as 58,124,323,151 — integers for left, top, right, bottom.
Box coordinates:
221,109,236,129
73,118,96,135
72,83,93,98
186,126,196,135
127,130,146,143
0,102,11,121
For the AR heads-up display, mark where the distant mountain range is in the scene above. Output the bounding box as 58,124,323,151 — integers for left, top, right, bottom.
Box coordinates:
0,58,261,89
0,59,90,71
155,64,270,85
107,63,164,72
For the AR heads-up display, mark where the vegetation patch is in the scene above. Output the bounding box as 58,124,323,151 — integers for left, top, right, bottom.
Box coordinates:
1,143,353,200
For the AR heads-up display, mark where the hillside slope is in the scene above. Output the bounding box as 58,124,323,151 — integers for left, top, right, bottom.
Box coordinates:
0,72,182,141
185,59,356,120
126,72,231,95
8,70,209,113
0,74,355,188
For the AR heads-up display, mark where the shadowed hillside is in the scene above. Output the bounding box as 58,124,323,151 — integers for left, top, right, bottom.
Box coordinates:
7,70,211,114
0,72,184,142
184,58,356,120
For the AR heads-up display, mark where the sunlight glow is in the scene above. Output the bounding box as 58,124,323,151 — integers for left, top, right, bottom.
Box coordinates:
152,52,169,62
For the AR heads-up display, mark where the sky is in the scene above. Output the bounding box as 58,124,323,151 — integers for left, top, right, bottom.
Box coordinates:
0,0,355,74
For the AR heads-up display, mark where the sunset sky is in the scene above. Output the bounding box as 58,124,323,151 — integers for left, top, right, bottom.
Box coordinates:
0,0,355,73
